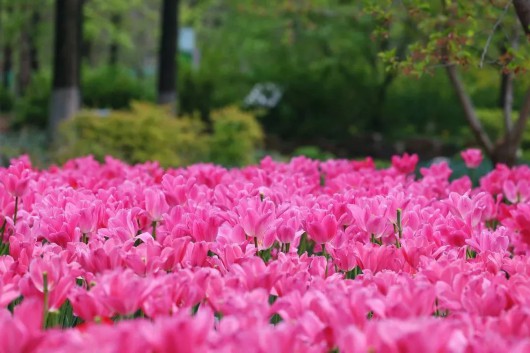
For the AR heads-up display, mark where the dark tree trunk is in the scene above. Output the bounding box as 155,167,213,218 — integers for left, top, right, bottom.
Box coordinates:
514,0,530,35
18,29,31,95
77,0,84,89
29,11,40,72
18,9,41,95
49,0,83,139
371,72,395,132
157,0,179,110
445,64,494,154
2,45,12,89
499,43,514,133
109,14,121,66
81,0,91,66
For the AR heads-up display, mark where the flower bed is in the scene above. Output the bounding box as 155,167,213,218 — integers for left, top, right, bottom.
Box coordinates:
1,153,530,352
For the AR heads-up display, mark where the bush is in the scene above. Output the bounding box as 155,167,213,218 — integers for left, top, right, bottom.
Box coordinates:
56,102,264,167
209,106,264,167
0,87,14,113
292,146,334,161
11,71,51,129
456,109,530,163
57,102,208,167
0,129,49,167
82,66,154,109
457,108,530,147
178,65,215,120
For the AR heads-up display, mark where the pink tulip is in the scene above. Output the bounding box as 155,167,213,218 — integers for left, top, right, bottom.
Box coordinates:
391,153,419,174
461,148,483,169
303,209,338,244
144,188,169,222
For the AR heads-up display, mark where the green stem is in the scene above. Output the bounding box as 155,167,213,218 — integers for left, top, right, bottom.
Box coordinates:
151,221,157,239
370,234,382,245
13,196,18,226
0,219,6,238
322,244,329,278
42,272,49,329
396,208,402,239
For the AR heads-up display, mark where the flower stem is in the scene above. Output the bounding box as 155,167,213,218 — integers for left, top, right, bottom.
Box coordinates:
13,196,19,226
42,271,49,329
151,221,157,239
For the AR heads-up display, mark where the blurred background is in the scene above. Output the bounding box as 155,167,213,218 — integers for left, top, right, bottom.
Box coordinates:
0,0,529,172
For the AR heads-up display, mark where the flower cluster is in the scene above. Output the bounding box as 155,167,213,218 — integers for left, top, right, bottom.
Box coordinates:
1,153,530,352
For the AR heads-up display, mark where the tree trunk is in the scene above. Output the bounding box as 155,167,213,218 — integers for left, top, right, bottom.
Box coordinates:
77,0,84,88
445,65,494,154
157,0,179,110
371,72,395,132
514,0,530,35
29,11,40,72
499,70,513,132
49,0,82,139
2,45,12,89
18,30,31,95
499,42,514,133
490,140,517,166
109,14,121,66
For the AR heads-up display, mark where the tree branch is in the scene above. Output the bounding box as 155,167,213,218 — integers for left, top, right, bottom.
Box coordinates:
445,64,494,154
510,87,530,148
514,0,530,35
499,29,519,134
501,71,514,132
480,2,510,68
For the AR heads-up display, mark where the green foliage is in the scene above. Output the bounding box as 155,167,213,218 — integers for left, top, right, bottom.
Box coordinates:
455,109,530,161
209,106,264,167
0,87,14,113
292,145,334,161
475,109,530,148
381,72,464,137
57,101,208,167
194,1,382,143
56,102,263,167
0,129,49,167
12,71,51,130
366,1,525,75
82,66,154,109
190,0,500,147
9,66,154,131
178,64,215,119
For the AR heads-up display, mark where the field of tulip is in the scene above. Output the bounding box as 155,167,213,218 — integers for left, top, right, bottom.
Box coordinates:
1,151,530,352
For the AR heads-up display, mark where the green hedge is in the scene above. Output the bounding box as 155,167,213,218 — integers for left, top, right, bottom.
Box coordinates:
56,102,263,167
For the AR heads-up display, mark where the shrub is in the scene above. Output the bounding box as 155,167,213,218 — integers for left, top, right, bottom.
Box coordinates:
82,66,154,109
292,145,334,161
11,71,51,129
208,106,264,167
56,102,208,167
0,86,14,113
458,109,530,149
0,129,49,167
56,102,264,167
178,65,215,120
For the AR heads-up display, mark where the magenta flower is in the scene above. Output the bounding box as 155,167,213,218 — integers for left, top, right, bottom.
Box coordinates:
461,148,483,169
391,153,419,174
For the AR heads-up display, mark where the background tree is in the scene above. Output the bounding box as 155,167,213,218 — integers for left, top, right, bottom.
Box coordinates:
157,0,179,109
49,0,83,138
367,0,530,165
